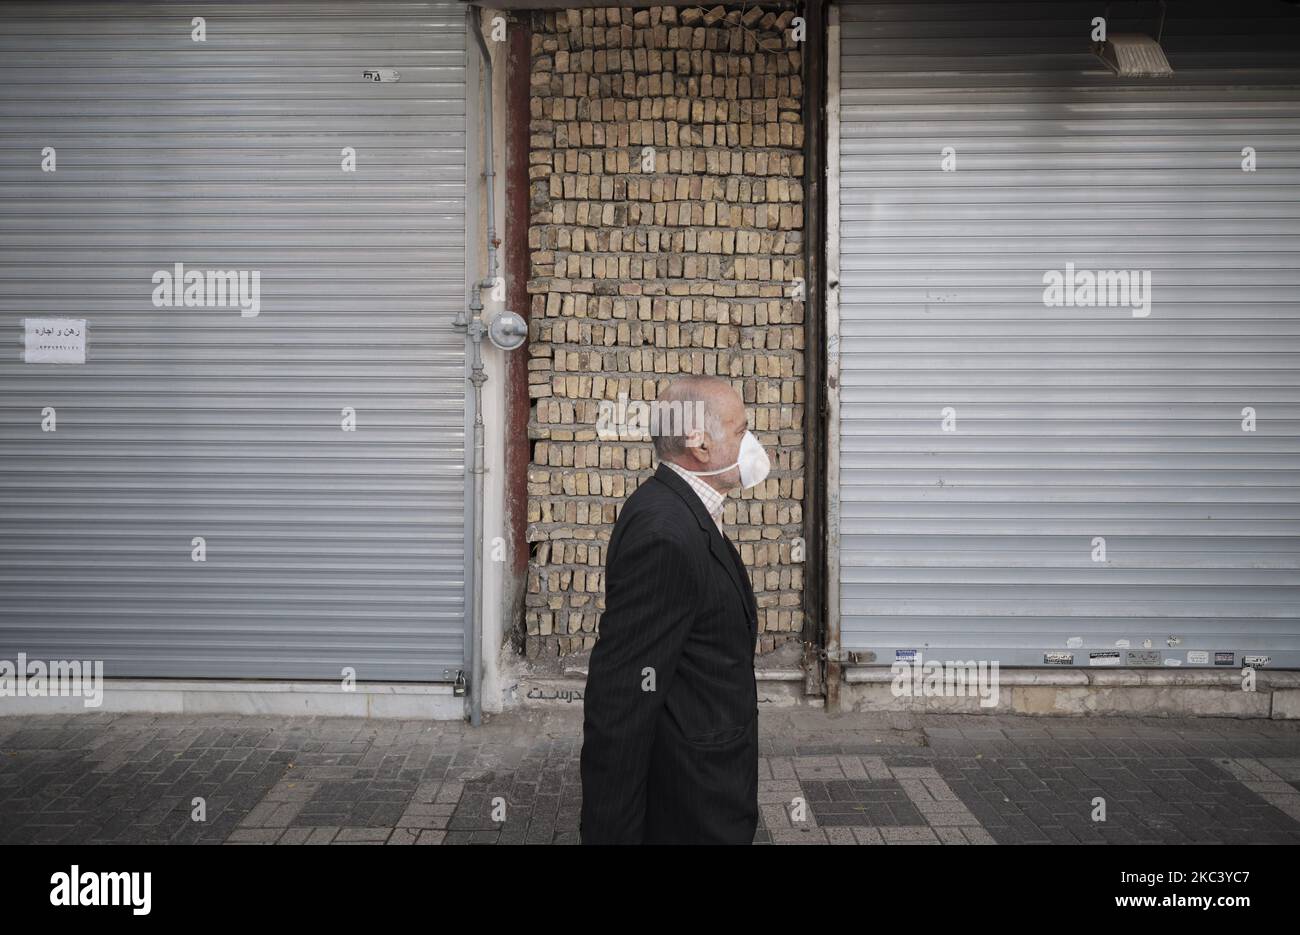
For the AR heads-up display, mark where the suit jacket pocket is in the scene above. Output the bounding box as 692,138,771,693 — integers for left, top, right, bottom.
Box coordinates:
685,722,747,746
683,708,757,747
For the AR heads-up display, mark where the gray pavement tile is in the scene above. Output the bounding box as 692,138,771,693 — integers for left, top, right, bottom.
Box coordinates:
2,709,1299,844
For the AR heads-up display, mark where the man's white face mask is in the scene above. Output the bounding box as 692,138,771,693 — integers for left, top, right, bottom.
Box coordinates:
681,430,771,489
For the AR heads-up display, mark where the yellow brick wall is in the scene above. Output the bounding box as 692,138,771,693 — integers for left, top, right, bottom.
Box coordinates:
524,4,806,657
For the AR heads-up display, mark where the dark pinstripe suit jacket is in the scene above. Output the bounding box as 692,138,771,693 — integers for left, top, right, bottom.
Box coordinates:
579,462,759,845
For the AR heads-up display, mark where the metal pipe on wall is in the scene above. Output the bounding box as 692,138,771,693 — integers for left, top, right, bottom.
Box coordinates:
469,6,500,291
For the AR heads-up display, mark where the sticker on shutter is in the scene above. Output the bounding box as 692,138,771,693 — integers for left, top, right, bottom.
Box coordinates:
24,318,86,364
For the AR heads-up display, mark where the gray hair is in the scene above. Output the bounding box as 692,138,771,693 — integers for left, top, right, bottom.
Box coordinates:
651,375,728,461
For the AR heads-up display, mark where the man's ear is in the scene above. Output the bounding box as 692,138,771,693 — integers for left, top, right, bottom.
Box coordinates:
682,428,708,460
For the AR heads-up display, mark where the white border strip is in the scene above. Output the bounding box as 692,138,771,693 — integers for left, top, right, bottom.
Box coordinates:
825,3,843,667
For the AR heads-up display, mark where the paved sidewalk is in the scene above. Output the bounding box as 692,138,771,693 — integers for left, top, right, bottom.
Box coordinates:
1,708,1299,844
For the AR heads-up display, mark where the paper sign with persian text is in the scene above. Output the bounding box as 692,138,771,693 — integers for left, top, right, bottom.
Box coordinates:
24,318,86,364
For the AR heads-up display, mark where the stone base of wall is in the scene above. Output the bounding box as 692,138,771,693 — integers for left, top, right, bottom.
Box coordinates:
842,668,1300,719
508,666,815,713
0,680,463,720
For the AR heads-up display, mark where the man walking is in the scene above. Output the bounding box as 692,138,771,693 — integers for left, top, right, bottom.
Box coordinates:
579,375,770,845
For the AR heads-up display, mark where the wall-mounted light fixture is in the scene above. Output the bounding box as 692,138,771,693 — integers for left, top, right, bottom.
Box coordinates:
1093,1,1175,77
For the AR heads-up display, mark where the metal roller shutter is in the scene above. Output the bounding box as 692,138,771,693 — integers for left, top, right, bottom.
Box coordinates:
0,1,473,681
835,0,1300,667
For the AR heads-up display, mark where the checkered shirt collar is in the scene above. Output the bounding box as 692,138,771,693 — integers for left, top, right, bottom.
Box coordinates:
662,460,726,526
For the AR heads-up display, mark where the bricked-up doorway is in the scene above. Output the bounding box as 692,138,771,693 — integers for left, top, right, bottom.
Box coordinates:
517,3,814,668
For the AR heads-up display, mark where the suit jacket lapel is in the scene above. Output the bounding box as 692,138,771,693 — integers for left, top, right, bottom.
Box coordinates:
652,463,756,629
718,533,758,637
